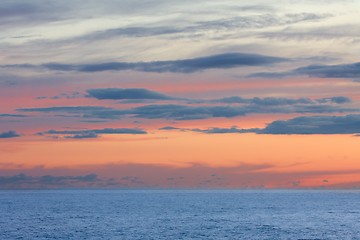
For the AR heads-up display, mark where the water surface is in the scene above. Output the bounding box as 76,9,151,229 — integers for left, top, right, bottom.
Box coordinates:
1,189,359,239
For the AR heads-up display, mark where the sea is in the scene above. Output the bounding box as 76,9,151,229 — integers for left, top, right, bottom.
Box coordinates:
0,189,359,239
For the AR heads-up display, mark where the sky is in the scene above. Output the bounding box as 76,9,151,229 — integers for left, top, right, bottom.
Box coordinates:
1,0,360,189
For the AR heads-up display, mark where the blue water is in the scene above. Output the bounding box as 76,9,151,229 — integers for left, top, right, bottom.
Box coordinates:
0,190,359,239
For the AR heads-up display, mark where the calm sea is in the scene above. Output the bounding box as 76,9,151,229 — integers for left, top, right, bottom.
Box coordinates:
0,189,359,239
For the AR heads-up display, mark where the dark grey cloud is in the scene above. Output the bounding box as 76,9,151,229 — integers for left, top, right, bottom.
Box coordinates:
294,63,360,78
18,99,357,121
17,106,111,113
161,114,360,135
3,53,287,73
0,130,21,138
86,89,351,107
158,126,182,131
39,128,147,139
86,88,175,100
129,103,355,120
64,132,98,139
0,113,27,117
0,173,101,189
249,62,360,79
191,96,351,106
213,96,312,105
127,104,247,120
192,127,260,134
160,126,260,134
257,114,360,134
67,104,248,120
37,92,82,100
316,96,351,104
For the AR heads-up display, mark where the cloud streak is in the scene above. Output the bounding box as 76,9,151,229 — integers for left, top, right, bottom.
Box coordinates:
258,114,360,134
209,96,351,105
169,114,360,135
0,114,28,118
250,62,360,79
86,88,175,100
18,101,357,121
0,173,102,189
3,53,287,73
39,128,147,139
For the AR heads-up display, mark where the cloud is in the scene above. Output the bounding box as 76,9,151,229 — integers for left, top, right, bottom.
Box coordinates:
161,114,360,135
39,128,147,139
316,96,351,104
75,12,330,42
0,2,43,20
78,26,183,40
160,126,260,134
3,53,287,73
211,96,351,105
258,114,360,134
85,88,351,107
18,98,357,121
64,132,98,139
192,127,260,134
196,13,331,32
121,104,355,120
187,95,351,106
2,162,360,189
86,88,175,100
259,24,360,41
37,92,82,100
0,173,101,189
250,62,360,79
0,130,21,138
127,104,248,120
293,62,360,78
17,106,111,113
0,114,28,117
159,126,253,134
158,126,182,130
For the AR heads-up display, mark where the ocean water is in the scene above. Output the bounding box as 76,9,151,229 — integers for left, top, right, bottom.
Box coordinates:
0,190,359,239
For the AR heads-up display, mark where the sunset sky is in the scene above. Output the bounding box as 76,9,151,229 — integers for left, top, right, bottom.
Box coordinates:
1,0,360,189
